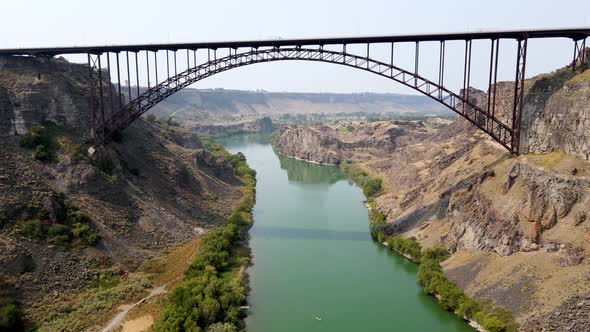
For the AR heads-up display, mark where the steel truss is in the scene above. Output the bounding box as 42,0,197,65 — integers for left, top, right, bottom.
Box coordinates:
2,28,589,154
99,46,516,152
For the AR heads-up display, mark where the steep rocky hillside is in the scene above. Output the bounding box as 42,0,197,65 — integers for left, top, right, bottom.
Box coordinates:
276,118,449,164
144,87,449,121
0,56,244,330
275,52,590,330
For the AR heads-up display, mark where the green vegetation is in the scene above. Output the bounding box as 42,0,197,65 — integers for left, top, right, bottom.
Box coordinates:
146,114,157,122
153,142,256,331
19,126,56,162
272,111,453,126
343,160,517,331
68,143,88,162
35,271,151,332
15,194,99,248
0,304,23,332
340,162,382,198
387,236,422,262
567,68,590,84
381,238,518,331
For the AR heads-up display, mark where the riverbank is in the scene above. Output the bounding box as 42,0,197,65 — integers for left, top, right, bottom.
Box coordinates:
151,141,257,331
348,168,517,332
221,133,476,332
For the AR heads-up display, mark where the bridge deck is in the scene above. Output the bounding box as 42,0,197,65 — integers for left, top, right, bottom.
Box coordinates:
0,28,588,57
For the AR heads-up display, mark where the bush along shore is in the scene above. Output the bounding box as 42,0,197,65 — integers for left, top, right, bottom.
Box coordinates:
153,140,256,332
345,167,517,332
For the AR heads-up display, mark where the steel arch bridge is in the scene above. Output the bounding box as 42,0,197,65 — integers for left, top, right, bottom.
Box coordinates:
1,28,589,154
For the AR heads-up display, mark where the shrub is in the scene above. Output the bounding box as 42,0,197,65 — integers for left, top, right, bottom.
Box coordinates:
17,220,47,240
15,196,99,248
481,316,507,332
340,162,382,198
20,126,54,163
68,210,92,225
456,296,480,319
387,236,422,262
69,144,88,162
19,126,50,149
363,177,383,197
48,223,69,237
154,142,256,331
146,114,157,122
422,246,450,262
33,144,52,162
0,304,23,331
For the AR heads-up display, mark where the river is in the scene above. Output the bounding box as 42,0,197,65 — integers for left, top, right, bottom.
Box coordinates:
220,134,473,332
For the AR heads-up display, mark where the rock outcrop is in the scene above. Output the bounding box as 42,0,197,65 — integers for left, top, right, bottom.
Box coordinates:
0,55,112,138
276,120,428,164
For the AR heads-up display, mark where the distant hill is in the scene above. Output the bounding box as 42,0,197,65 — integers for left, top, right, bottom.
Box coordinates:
130,87,450,118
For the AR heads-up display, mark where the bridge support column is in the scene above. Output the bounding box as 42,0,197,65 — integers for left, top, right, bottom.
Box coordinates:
512,38,528,154
573,38,587,71
87,53,106,146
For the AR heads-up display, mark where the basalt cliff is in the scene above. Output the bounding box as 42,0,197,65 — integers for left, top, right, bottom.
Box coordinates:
276,52,590,330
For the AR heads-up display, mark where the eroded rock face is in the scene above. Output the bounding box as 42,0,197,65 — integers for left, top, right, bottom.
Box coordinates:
276,121,418,164
438,159,589,257
0,55,109,138
254,116,274,133
276,126,342,164
460,50,590,160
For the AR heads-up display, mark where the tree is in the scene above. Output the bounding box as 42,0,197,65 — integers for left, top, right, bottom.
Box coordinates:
456,296,479,318
481,316,507,332
422,246,450,262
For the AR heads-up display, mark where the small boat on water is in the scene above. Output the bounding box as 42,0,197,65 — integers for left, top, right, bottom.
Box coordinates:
314,316,322,321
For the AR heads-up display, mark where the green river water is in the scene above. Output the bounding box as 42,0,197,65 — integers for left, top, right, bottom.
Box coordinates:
220,134,474,332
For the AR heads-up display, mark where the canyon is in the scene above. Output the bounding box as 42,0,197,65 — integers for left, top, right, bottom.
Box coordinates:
1,46,590,332
0,55,246,331
275,52,590,330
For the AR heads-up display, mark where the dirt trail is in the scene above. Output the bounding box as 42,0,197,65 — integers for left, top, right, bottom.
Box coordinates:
100,238,201,332
101,286,166,332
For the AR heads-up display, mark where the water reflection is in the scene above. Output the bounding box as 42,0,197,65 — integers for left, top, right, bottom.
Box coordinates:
278,154,342,186
253,225,369,241
217,133,272,150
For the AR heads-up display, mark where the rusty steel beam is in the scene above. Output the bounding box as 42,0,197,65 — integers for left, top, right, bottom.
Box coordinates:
5,28,586,155
512,38,528,154
1,28,588,57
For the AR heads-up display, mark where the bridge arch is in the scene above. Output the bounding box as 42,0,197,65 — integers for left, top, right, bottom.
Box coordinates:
102,46,514,152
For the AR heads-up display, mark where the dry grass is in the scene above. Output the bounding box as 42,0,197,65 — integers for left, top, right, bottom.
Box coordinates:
150,237,201,288
465,250,590,321
121,237,202,328
524,152,590,177
567,69,590,84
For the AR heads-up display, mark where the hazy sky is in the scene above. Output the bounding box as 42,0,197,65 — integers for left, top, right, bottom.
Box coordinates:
1,0,589,94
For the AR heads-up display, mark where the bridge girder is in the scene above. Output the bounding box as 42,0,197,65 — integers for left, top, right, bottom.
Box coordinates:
99,46,516,152
2,28,589,154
